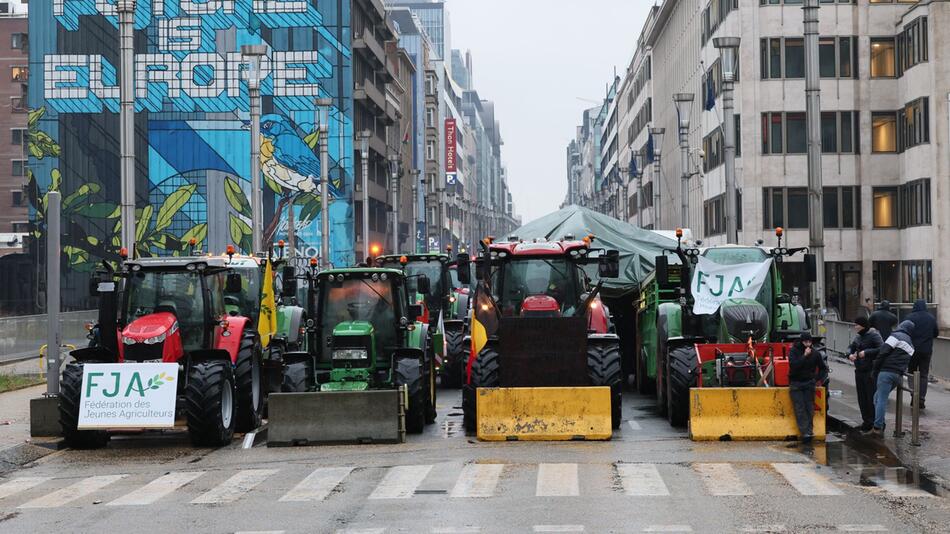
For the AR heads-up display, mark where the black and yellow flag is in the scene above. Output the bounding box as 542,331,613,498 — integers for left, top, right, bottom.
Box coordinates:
466,280,499,383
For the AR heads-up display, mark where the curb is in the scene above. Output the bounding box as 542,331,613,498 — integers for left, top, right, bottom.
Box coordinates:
0,439,65,476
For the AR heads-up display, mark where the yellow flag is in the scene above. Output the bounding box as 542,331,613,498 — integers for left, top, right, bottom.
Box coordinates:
258,259,278,348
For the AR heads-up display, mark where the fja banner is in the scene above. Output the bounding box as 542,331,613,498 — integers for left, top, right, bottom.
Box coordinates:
690,256,773,315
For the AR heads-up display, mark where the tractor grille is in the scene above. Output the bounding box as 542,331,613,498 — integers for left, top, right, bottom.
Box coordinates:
124,342,164,362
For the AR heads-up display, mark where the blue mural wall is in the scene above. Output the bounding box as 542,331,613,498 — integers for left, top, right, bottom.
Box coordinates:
28,0,354,305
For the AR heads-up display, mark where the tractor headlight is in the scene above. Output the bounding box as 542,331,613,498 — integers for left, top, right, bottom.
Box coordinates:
122,336,137,345
143,331,168,345
332,348,368,360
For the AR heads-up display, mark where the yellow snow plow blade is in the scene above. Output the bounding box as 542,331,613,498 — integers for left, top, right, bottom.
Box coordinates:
476,387,612,441
689,387,826,441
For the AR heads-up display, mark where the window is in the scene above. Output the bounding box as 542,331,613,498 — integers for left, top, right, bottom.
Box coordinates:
896,16,928,75
11,128,25,146
784,38,805,78
873,260,932,304
899,97,929,151
817,37,857,78
425,74,436,96
702,128,723,173
870,38,896,78
425,107,435,128
874,179,932,229
11,159,24,176
822,186,860,229
703,191,742,237
871,112,897,153
762,111,855,155
425,140,435,161
11,190,22,207
785,113,806,153
872,187,898,228
11,66,27,82
762,36,855,79
762,187,808,229
820,111,859,154
11,33,26,50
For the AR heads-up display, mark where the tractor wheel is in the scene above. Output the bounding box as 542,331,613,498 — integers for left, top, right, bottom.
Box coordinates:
636,348,656,395
588,341,623,429
667,345,698,427
395,358,426,434
234,332,264,432
59,362,110,449
462,347,500,433
281,361,312,392
426,353,437,424
264,341,285,396
186,361,236,446
441,329,465,388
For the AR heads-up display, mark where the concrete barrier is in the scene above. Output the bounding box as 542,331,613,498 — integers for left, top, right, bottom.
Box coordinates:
475,386,612,441
267,389,405,446
689,387,826,441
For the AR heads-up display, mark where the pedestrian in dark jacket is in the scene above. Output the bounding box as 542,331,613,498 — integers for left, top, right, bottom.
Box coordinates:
906,299,938,408
788,332,829,443
862,320,915,436
869,300,899,341
847,316,884,430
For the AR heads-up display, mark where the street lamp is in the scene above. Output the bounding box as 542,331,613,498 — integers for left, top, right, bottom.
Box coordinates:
411,169,421,252
673,93,694,229
118,0,136,256
714,36,740,245
359,129,372,260
649,126,665,229
242,44,268,254
315,97,333,267
388,153,400,253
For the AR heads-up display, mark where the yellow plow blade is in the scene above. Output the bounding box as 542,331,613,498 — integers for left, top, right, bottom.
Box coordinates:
476,387,612,441
689,387,826,441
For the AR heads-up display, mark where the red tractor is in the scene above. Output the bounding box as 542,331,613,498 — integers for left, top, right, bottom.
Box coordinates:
60,256,265,448
458,237,622,432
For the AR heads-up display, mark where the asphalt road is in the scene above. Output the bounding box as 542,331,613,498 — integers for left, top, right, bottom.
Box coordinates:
1,391,948,534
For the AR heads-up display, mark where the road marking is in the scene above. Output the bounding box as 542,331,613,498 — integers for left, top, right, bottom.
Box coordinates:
772,463,843,496
642,527,692,532
279,467,353,502
235,531,285,534
241,431,258,449
627,420,642,430
837,526,887,532
450,463,504,498
694,463,752,496
0,477,51,500
873,468,934,498
616,463,670,496
19,474,127,509
335,530,386,534
192,469,278,504
432,528,482,533
533,526,584,533
369,465,433,499
108,471,204,506
740,527,787,533
536,463,579,497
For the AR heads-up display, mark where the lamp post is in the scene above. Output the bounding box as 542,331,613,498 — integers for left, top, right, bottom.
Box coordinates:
673,93,694,229
804,0,826,310
633,151,645,229
388,154,400,253
315,97,333,267
714,36,740,245
118,0,136,256
649,127,665,229
359,129,372,260
411,169,421,252
242,44,268,254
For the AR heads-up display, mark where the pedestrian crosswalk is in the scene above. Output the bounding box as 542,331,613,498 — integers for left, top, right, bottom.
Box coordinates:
0,460,932,510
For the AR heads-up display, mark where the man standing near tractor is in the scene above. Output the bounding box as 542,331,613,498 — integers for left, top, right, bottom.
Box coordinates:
848,316,884,431
788,332,829,443
863,320,916,437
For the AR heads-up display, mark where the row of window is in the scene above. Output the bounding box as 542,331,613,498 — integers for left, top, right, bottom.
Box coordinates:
761,182,930,231
872,178,931,228
761,111,858,155
760,0,919,4
702,115,741,173
874,260,932,308
703,191,743,237
870,98,930,153
627,182,654,217
701,0,738,45
626,98,652,147
626,57,651,111
760,37,856,80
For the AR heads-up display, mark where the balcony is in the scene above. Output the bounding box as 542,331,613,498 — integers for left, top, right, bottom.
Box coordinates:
353,28,386,69
354,78,386,113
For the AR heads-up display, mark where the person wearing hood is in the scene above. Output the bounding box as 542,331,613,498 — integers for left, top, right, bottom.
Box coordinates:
862,320,915,436
847,316,884,431
869,300,898,341
906,299,938,409
788,332,829,443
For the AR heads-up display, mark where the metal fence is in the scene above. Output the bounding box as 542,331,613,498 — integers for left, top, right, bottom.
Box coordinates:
823,319,950,380
0,310,97,364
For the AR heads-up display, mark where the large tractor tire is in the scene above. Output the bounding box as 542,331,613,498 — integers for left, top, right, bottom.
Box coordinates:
588,341,623,429
426,354,438,425
395,358,426,434
636,348,656,395
667,345,698,427
186,361,237,446
59,362,110,449
462,347,500,432
234,332,264,432
264,340,285,395
441,328,465,388
281,361,313,392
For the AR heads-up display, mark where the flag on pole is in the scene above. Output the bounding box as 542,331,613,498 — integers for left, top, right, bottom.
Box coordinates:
629,153,638,180
704,74,716,112
258,258,278,348
646,133,655,163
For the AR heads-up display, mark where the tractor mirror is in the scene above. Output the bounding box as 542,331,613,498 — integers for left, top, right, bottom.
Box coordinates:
655,255,670,286
598,249,620,279
281,266,297,298
416,275,431,295
225,273,243,294
408,303,423,320
475,261,487,281
456,253,472,285
804,253,818,283
89,277,100,297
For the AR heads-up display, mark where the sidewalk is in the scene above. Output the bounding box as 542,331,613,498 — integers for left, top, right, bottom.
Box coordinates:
0,384,62,475
828,357,950,490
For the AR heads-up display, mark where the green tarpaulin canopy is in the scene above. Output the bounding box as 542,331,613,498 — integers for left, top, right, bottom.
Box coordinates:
514,205,677,299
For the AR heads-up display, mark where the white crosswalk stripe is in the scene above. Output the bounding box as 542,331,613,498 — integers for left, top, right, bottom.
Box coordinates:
694,463,752,496
642,526,692,532
837,526,887,532
627,420,642,430
279,467,353,502
450,463,504,498
432,528,482,533
19,474,127,509
335,530,386,534
192,469,279,504
616,463,670,496
772,463,843,496
369,465,434,499
536,463,579,497
108,471,205,506
533,526,584,533
872,468,934,498
739,526,787,533
234,531,285,534
0,477,51,500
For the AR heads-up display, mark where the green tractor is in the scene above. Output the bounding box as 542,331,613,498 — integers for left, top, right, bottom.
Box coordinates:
277,266,437,436
637,230,817,426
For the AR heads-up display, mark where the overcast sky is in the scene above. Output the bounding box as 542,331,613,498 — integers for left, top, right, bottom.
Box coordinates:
443,0,654,224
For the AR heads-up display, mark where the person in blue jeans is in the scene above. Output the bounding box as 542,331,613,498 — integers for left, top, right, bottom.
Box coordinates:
861,320,915,437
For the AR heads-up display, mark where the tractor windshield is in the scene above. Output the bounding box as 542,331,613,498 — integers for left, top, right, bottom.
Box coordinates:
125,270,206,351
319,276,396,360
494,257,581,317
702,247,774,314
225,264,262,322
405,261,444,301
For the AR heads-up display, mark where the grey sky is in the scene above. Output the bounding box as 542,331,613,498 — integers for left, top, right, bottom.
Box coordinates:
443,0,653,224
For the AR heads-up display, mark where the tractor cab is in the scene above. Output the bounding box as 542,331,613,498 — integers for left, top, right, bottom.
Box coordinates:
375,254,451,322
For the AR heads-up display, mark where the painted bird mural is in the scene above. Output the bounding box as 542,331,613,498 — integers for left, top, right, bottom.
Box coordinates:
257,113,342,197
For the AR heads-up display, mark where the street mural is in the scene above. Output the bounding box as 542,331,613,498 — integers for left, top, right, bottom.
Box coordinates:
28,0,354,304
